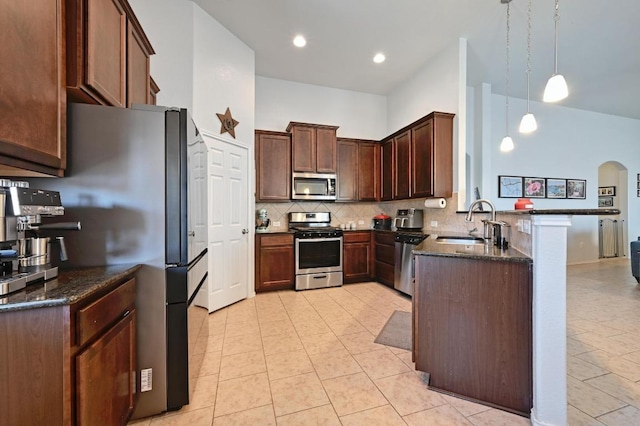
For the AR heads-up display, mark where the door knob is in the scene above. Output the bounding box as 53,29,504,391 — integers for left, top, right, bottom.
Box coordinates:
188,230,195,237
242,229,249,234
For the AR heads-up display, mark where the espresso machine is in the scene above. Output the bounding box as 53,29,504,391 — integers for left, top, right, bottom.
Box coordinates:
0,180,81,297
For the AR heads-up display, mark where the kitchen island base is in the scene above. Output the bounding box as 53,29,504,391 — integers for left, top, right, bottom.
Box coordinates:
413,254,532,417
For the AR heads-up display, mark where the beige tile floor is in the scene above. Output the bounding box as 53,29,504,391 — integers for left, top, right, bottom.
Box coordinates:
129,258,640,426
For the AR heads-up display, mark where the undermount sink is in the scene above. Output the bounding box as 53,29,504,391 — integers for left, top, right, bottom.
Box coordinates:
434,236,486,245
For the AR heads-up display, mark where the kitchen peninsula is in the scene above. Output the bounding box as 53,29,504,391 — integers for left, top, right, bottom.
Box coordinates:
413,208,620,425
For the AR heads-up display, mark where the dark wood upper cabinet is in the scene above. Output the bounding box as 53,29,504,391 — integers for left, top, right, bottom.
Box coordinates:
393,130,411,199
412,112,454,198
66,0,155,107
255,130,291,202
127,19,152,106
287,122,338,173
337,138,380,202
337,139,358,201
381,111,454,201
0,0,66,176
380,140,394,201
357,142,379,202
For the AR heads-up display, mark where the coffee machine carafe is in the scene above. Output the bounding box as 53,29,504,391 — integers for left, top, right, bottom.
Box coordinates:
0,181,81,297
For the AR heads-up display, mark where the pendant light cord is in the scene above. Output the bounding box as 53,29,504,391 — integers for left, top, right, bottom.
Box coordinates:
526,0,532,112
505,1,510,135
553,0,560,74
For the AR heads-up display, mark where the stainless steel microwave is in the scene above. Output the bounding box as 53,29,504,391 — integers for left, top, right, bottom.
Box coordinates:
292,172,337,201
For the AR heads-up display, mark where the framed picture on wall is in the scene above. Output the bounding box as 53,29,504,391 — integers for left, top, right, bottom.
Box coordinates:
546,178,567,199
567,179,587,199
598,186,616,196
498,175,523,198
598,196,614,207
524,177,546,198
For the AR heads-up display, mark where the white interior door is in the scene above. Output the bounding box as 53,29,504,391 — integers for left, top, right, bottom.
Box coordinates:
187,134,208,308
207,136,250,312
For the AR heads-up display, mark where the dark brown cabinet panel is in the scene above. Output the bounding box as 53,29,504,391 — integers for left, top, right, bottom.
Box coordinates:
393,131,411,199
255,234,295,292
0,0,66,176
343,231,372,283
316,127,337,173
374,231,396,287
412,113,454,198
127,21,152,106
337,139,358,201
358,142,379,201
76,310,136,425
337,138,380,202
414,256,532,416
255,130,291,202
66,0,154,108
381,140,394,201
411,120,433,198
287,122,338,173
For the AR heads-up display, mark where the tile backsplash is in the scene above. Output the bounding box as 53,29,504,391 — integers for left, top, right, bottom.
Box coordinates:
256,195,532,256
257,194,475,234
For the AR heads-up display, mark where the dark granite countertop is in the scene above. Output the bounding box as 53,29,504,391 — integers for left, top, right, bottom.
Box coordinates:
457,208,620,215
500,208,620,215
0,264,141,312
413,233,532,263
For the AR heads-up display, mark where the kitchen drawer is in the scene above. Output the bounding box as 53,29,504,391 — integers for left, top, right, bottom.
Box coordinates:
76,278,136,347
258,234,294,247
375,244,395,264
374,231,396,246
375,261,394,286
343,231,371,243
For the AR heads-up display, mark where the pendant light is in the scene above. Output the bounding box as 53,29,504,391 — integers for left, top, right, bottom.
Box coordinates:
519,0,537,133
543,0,569,102
500,0,514,152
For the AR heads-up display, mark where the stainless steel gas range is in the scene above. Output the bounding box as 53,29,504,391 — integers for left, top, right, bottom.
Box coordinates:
288,212,343,291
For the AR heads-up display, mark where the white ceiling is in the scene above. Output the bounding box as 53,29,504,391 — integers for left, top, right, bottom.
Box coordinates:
193,0,640,120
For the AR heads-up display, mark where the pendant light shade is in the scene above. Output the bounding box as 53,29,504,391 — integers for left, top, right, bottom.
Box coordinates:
543,74,569,102
543,0,568,102
519,113,538,133
500,136,514,152
519,0,537,134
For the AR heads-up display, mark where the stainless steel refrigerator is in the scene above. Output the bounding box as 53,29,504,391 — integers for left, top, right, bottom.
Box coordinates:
33,102,209,418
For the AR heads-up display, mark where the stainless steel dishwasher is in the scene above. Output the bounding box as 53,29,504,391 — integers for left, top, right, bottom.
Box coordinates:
394,232,427,296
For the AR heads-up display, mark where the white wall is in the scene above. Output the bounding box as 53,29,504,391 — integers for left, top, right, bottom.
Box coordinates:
483,94,640,263
129,0,194,111
255,77,386,139
192,7,255,146
386,40,461,133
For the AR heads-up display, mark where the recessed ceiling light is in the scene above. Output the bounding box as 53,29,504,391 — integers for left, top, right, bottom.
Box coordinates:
293,35,306,47
373,53,386,64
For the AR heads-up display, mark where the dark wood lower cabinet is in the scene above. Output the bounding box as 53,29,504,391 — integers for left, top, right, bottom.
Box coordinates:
413,255,533,417
0,275,137,425
374,231,396,287
343,231,372,283
255,233,295,292
76,310,136,425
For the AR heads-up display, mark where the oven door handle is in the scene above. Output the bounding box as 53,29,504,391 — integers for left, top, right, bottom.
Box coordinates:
295,237,343,243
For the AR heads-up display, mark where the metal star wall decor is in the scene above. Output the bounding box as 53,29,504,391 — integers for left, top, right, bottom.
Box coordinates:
216,107,239,138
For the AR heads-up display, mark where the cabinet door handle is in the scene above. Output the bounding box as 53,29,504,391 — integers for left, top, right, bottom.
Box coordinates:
122,310,130,318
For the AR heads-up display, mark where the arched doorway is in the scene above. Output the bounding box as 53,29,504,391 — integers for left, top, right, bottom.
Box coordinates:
598,161,629,258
